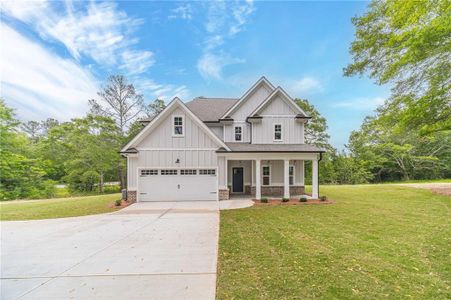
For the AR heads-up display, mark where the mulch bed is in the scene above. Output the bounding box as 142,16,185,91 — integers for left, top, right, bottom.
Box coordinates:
253,199,334,206
107,200,133,209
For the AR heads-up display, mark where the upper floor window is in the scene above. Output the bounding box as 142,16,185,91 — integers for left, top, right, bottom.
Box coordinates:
274,124,282,141
289,165,295,185
173,116,184,136
234,126,242,141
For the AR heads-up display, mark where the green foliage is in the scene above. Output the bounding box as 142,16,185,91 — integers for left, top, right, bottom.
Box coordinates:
345,0,451,134
319,195,327,201
146,98,166,116
260,197,268,203
115,199,122,206
282,197,289,202
299,196,307,202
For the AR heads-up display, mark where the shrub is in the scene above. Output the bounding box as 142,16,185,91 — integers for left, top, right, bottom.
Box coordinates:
103,185,121,194
320,195,327,201
282,197,289,202
115,199,122,206
299,196,308,202
260,197,268,203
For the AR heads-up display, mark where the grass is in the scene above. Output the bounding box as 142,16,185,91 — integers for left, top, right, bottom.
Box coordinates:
0,193,121,221
217,185,450,299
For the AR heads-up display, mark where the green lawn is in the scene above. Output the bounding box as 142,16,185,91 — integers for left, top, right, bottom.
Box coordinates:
0,193,121,221
217,185,450,299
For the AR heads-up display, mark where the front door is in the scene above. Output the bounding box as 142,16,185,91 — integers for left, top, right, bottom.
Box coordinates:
232,167,244,193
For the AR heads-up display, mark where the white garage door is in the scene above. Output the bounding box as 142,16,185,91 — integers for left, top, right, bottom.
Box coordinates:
138,168,217,201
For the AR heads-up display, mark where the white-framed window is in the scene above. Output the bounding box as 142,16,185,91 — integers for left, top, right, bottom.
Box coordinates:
262,165,271,185
289,165,295,186
140,169,158,176
173,116,184,136
181,169,197,175
199,169,216,175
274,124,282,141
161,169,178,175
234,125,242,141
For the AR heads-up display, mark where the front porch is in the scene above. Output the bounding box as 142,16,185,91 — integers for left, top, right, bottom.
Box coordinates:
217,152,321,200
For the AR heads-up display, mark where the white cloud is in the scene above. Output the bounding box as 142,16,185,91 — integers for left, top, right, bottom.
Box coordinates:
333,97,386,110
1,0,152,73
229,0,255,36
0,24,98,120
197,1,255,80
120,50,155,75
168,4,193,20
134,79,190,102
289,77,322,94
197,52,245,80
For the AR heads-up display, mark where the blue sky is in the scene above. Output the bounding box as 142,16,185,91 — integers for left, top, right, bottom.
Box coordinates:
1,1,389,149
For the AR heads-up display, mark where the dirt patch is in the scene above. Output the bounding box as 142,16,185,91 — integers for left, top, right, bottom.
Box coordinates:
253,199,334,206
395,183,451,197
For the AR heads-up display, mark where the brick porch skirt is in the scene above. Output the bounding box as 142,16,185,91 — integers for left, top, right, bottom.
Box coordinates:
250,186,305,197
126,190,137,203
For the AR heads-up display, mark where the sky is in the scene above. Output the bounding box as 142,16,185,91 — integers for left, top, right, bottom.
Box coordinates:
0,0,389,150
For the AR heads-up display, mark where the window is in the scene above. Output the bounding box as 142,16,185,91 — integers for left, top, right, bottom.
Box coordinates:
262,166,270,185
141,169,158,176
173,116,184,136
274,124,282,141
161,169,178,175
199,169,216,175
181,169,197,175
234,126,242,141
289,165,295,186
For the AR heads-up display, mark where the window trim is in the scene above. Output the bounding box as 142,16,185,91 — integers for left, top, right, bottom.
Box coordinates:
289,165,295,186
199,169,216,175
161,169,178,175
273,123,283,142
262,165,271,186
140,169,158,176
172,115,184,137
234,125,243,142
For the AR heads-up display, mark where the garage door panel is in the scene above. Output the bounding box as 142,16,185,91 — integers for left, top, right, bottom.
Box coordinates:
139,169,217,201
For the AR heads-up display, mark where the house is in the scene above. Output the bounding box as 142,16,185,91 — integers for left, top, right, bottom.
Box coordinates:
120,77,324,202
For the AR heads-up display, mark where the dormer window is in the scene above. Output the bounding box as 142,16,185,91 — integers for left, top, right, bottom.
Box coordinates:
274,124,282,141
234,126,242,141
173,116,184,136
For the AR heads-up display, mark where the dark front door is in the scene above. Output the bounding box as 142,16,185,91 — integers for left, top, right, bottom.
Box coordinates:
232,167,244,193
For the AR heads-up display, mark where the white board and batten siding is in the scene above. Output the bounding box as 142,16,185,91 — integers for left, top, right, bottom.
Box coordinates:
127,106,221,201
252,95,304,144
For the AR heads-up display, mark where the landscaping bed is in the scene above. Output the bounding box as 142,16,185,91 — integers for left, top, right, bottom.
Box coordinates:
253,199,334,206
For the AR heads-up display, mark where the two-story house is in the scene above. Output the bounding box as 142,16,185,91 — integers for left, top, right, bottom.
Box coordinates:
120,77,324,202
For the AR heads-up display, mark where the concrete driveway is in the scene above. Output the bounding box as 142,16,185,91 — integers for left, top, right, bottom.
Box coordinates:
1,201,219,300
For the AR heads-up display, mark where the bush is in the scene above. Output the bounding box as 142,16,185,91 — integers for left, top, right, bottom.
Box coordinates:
103,185,121,194
260,197,268,203
320,195,327,201
282,197,289,202
299,196,308,202
115,199,122,206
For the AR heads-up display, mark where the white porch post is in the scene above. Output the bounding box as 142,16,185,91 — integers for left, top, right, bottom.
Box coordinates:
225,158,228,190
312,159,319,199
255,159,261,200
284,159,290,198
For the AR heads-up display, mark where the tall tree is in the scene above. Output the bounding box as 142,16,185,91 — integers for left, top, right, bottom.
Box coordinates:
21,121,41,142
89,75,144,134
146,98,166,117
295,99,331,148
344,0,451,134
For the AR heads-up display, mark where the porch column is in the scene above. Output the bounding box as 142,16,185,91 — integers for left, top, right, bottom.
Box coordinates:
284,159,290,198
255,159,261,200
312,159,319,199
225,158,228,190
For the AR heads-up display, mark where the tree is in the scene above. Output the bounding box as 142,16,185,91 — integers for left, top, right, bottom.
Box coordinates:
21,121,41,142
89,75,144,134
146,98,166,117
295,99,330,148
0,100,55,199
344,0,451,134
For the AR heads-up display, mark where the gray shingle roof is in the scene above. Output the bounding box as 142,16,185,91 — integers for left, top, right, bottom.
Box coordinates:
220,143,325,153
185,98,239,122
